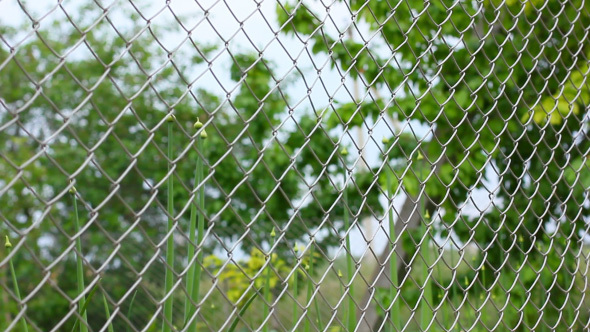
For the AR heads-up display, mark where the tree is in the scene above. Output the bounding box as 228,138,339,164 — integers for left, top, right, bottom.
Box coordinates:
277,0,590,330
0,6,377,330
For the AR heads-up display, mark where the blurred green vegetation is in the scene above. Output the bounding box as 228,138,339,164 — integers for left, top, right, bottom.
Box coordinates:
0,3,377,331
1,0,590,331
276,0,590,330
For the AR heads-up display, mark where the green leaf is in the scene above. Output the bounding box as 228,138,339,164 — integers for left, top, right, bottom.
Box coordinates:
71,281,100,332
126,290,138,332
227,291,259,332
102,293,114,332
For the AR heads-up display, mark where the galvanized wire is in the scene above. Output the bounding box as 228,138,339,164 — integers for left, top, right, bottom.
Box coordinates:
1,0,589,331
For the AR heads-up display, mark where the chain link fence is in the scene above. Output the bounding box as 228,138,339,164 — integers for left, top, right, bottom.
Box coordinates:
1,0,589,331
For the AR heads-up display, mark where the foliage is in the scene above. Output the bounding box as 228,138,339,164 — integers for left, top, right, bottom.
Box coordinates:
277,0,590,329
0,0,589,330
205,248,288,304
0,5,379,330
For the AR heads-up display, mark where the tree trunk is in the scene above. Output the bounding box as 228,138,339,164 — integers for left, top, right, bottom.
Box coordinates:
357,194,420,332
357,142,446,332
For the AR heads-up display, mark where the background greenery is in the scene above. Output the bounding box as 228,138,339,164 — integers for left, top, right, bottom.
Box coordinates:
1,0,589,331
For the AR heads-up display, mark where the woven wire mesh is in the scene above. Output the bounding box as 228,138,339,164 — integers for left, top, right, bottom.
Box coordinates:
1,0,589,331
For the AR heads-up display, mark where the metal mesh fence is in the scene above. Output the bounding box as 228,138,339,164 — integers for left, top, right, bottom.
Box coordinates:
1,0,589,331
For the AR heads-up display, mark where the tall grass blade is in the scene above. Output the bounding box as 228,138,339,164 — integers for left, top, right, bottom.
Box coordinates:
71,281,100,332
537,243,546,332
71,187,88,332
102,293,115,332
337,270,346,330
386,164,400,331
292,245,299,330
451,246,459,332
5,236,29,332
263,228,276,332
343,188,356,331
436,249,445,329
303,245,313,332
341,147,356,332
185,121,207,332
227,291,258,332
163,114,176,332
418,153,432,331
311,246,323,331
127,290,138,332
518,236,532,330
419,222,433,330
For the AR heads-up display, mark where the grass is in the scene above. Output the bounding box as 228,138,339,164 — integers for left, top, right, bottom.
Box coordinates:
126,291,138,332
102,293,114,332
263,228,276,332
100,284,135,332
184,119,207,332
303,244,313,332
9,127,582,332
337,269,345,326
70,281,100,332
68,185,136,332
419,218,433,331
302,241,325,332
537,243,547,332
517,235,531,330
292,244,300,329
417,152,433,331
311,245,323,330
163,114,176,332
341,146,357,332
70,186,88,332
177,243,589,332
228,291,258,332
436,250,447,330
5,236,29,332
384,138,401,331
450,247,459,331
